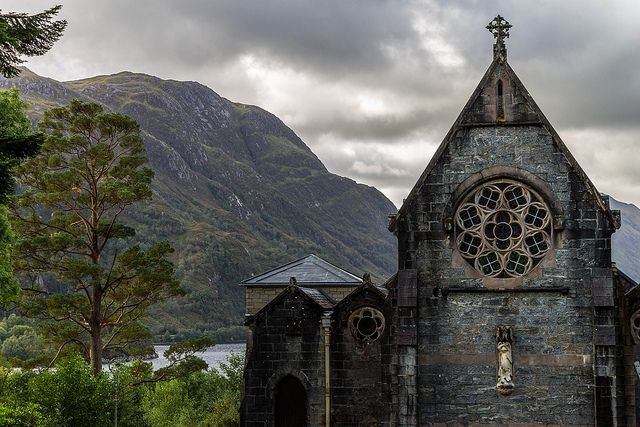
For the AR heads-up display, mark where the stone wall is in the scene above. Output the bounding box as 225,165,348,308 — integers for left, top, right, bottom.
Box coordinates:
241,289,326,426
394,125,620,425
331,288,387,426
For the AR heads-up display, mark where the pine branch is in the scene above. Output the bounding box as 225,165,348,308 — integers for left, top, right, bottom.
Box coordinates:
0,6,67,77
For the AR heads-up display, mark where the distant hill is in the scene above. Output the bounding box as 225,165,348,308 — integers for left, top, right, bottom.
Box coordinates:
611,197,640,283
0,69,398,342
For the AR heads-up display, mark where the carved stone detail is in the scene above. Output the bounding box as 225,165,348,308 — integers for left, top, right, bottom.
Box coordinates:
454,179,552,278
496,326,514,396
349,307,385,344
486,15,512,63
630,310,640,344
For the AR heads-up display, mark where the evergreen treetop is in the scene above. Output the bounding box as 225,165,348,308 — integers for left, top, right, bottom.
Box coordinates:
0,6,67,78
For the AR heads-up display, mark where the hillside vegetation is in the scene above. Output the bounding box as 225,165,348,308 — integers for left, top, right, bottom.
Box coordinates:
0,69,397,342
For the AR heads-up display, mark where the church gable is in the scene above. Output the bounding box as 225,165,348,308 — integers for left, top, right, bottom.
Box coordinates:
389,20,616,235
330,276,389,425
461,61,541,125
385,16,626,426
242,283,328,426
245,281,333,326
241,254,362,315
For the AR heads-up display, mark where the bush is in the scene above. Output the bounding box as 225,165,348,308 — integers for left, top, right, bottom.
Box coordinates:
0,351,244,427
142,352,243,427
0,355,114,427
0,314,51,367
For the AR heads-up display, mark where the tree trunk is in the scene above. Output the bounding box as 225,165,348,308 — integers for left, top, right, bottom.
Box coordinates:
89,192,102,375
90,321,102,375
89,285,102,375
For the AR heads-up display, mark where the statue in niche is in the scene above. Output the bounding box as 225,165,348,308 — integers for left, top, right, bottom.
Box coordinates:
496,326,514,396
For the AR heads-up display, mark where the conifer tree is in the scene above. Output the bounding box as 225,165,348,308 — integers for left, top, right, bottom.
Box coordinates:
0,6,67,78
0,89,41,304
0,89,42,203
10,100,182,374
0,5,66,202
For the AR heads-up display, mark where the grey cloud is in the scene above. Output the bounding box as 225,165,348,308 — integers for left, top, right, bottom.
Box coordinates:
3,0,640,208
298,107,454,142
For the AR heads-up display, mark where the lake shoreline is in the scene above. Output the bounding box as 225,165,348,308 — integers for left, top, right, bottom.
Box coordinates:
105,343,246,372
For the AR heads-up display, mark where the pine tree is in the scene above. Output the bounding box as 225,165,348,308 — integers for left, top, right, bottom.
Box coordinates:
0,6,67,78
0,89,41,304
0,89,42,203
10,100,182,374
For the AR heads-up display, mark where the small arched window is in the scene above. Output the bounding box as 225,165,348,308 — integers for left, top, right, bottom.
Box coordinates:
496,80,505,121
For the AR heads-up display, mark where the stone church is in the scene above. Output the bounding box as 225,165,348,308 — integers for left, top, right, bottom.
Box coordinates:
240,16,640,426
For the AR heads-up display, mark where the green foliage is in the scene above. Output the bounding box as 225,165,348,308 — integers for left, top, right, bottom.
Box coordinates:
142,351,243,427
0,88,42,305
30,356,113,426
0,350,243,427
109,360,153,427
9,100,181,373
0,88,31,137
0,355,113,427
0,206,19,305
0,89,43,203
0,315,49,366
0,6,66,78
0,401,44,427
151,337,213,382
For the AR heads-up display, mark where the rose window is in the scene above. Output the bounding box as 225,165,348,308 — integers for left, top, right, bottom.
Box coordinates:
454,180,552,278
349,307,385,343
630,310,640,344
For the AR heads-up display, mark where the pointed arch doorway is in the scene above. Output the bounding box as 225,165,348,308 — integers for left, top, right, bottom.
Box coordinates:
274,375,308,427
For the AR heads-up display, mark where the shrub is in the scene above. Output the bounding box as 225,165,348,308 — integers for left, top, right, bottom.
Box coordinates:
142,352,243,427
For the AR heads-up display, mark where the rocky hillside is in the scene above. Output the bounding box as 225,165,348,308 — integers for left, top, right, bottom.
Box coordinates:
611,197,640,284
0,69,398,342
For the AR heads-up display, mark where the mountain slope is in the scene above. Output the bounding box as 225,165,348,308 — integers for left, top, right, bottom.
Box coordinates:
611,197,640,283
0,69,398,341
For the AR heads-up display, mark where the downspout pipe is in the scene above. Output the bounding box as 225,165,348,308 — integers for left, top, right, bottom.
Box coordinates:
321,312,332,427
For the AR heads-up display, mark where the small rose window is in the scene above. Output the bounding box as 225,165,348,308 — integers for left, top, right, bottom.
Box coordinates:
454,180,552,278
349,307,385,343
631,310,640,344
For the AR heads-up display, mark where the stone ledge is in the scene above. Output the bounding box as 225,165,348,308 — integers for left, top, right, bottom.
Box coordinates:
419,353,592,367
429,424,593,427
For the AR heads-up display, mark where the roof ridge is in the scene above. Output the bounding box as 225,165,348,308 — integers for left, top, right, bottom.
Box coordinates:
240,254,362,285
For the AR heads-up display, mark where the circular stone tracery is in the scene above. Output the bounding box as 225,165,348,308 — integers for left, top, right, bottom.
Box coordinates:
630,310,640,344
454,180,552,278
349,307,385,343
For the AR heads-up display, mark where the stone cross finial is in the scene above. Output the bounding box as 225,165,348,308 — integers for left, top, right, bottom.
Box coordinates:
486,15,512,63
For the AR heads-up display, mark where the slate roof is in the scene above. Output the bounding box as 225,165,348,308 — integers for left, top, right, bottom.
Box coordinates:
240,254,362,287
299,287,335,309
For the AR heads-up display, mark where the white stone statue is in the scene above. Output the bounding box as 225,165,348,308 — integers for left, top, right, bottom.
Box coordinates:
496,326,514,396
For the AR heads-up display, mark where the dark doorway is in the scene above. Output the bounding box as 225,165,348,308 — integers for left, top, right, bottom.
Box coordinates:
274,375,307,427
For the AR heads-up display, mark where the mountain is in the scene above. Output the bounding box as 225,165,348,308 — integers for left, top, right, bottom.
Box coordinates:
611,197,640,283
0,69,398,342
3,69,637,342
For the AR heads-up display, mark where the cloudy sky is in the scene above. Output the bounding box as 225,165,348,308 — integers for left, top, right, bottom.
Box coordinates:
4,0,640,208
